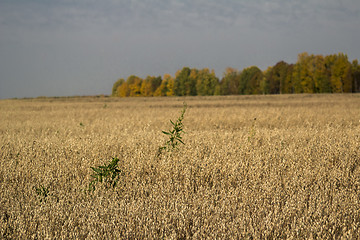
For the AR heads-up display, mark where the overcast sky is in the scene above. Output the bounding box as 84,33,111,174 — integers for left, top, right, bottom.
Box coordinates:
0,0,359,99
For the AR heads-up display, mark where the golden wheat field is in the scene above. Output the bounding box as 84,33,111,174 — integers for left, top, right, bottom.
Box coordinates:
1,94,360,239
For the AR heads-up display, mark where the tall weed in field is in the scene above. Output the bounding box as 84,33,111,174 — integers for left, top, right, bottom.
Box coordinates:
89,157,121,191
157,102,187,157
34,184,50,203
88,103,187,191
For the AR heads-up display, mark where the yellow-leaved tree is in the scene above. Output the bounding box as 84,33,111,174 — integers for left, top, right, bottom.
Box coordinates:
330,53,352,93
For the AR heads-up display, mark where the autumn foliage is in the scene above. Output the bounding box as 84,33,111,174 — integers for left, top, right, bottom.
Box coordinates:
112,52,360,97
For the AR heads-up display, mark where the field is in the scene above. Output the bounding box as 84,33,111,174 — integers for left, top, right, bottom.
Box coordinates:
1,94,360,239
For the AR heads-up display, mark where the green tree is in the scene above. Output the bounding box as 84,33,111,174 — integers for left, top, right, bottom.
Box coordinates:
112,78,124,96
220,67,240,95
264,61,293,94
174,67,197,96
112,52,360,96
187,69,198,96
300,53,316,93
292,52,315,93
311,55,331,93
150,76,162,94
284,64,294,94
174,67,189,96
261,67,271,94
195,68,219,96
292,54,329,93
292,63,303,93
141,76,162,96
154,74,171,96
238,66,263,94
324,54,338,93
352,60,360,93
330,53,352,93
276,62,293,94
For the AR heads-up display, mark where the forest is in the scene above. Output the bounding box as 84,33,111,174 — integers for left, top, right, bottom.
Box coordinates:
112,52,360,97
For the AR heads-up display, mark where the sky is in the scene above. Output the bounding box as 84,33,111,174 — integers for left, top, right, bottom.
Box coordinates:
0,0,359,99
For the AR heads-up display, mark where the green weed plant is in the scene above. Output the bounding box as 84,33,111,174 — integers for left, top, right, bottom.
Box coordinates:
157,103,187,157
34,184,50,203
89,157,121,191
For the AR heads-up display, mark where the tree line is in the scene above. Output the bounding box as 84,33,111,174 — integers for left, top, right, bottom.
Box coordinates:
112,52,360,97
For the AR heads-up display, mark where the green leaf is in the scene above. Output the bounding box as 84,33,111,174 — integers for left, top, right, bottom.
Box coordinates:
91,167,102,174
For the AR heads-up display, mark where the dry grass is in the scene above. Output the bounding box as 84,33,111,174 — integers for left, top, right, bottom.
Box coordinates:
1,94,360,239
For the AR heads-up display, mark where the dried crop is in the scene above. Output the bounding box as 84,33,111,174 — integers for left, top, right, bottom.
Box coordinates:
0,94,360,239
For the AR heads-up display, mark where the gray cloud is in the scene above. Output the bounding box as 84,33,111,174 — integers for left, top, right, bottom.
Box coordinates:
0,0,359,98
